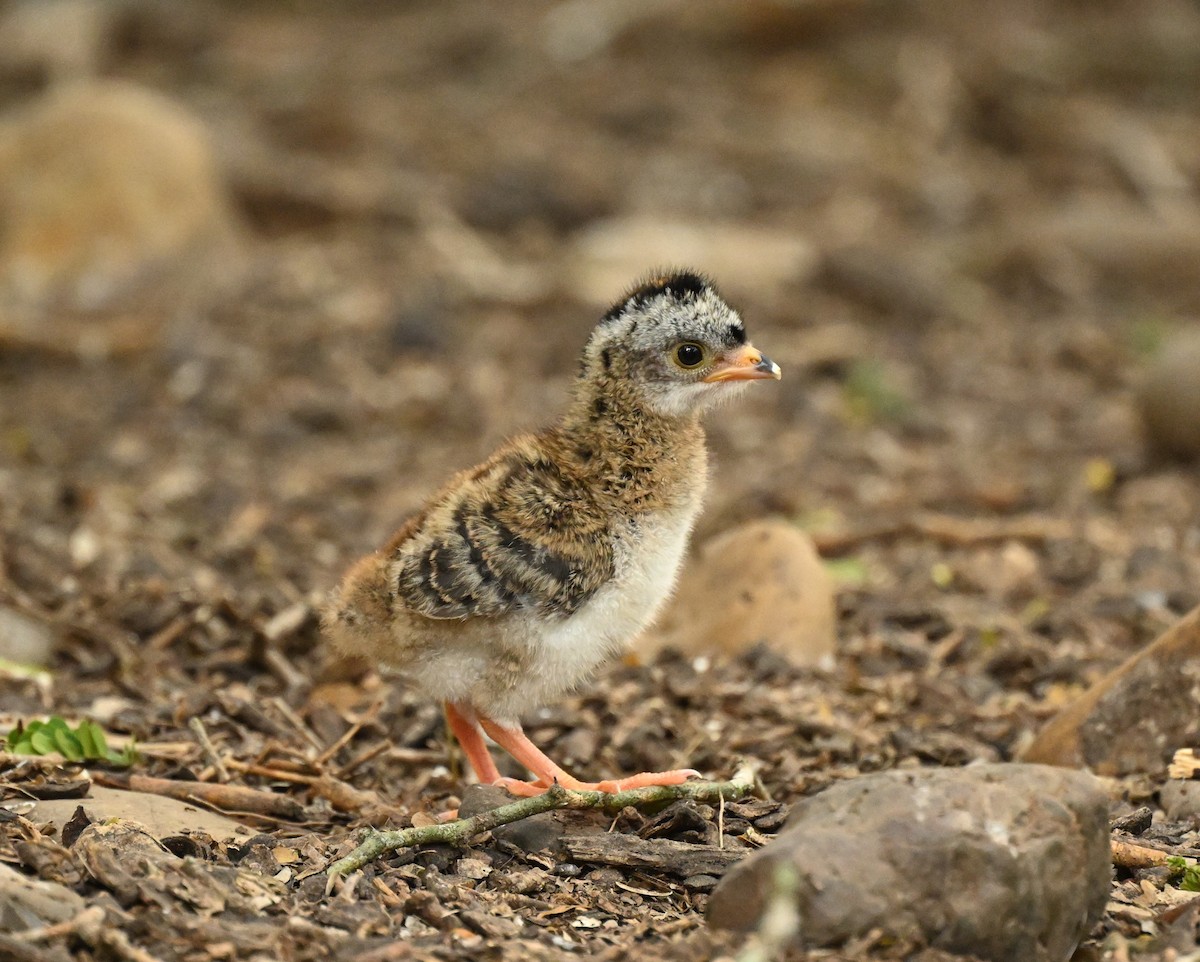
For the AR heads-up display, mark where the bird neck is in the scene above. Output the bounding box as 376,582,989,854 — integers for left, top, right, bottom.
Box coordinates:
557,374,706,511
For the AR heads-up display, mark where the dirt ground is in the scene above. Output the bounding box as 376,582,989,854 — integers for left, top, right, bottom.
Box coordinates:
3,1,1200,959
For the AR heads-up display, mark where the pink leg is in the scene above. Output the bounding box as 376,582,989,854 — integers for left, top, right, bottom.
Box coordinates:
444,702,502,784
478,716,700,797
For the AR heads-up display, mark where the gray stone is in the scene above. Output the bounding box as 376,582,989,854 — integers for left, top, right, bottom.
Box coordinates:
1160,781,1200,823
0,862,86,932
707,764,1111,962
0,605,57,666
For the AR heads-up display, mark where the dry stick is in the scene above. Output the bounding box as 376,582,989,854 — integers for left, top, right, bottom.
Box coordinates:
95,771,304,819
812,511,1071,555
188,717,230,782
326,764,757,888
1110,838,1175,870
314,698,383,768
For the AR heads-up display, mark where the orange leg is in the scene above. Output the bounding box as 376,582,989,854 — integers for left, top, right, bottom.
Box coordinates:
478,715,700,798
444,702,502,785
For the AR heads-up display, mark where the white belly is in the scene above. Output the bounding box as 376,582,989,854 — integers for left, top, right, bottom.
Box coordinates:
526,502,701,706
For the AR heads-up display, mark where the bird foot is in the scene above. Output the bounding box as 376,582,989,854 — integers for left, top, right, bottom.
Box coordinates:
493,769,701,797
580,769,703,793
493,776,551,797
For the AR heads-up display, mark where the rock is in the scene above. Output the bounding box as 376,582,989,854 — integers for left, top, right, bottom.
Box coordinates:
649,520,836,665
0,861,87,932
1160,781,1200,823
1016,198,1200,293
0,0,116,82
819,244,946,320
708,764,1111,962
458,784,615,854
0,80,238,334
1139,327,1200,460
32,785,252,843
569,216,817,307
0,605,58,666
1021,604,1200,777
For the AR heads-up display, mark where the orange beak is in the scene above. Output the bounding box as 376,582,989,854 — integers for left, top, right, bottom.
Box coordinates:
702,344,782,383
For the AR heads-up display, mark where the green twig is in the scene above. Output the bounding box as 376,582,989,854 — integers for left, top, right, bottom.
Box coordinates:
325,763,757,889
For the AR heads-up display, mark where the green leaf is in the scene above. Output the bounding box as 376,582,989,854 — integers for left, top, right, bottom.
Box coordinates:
1169,856,1200,892
824,557,869,586
86,723,109,759
76,721,100,758
29,729,55,755
53,727,84,761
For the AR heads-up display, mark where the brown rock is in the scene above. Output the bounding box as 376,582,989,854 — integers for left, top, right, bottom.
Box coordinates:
1021,604,1200,777
708,764,1111,962
1139,327,1200,461
0,80,239,336
819,244,946,320
570,217,817,308
649,519,836,665
1019,198,1200,292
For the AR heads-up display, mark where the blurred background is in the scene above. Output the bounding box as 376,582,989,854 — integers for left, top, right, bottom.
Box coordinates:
3,1,1200,955
2,0,1200,784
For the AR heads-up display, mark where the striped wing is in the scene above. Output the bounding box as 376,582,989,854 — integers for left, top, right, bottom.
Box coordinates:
391,445,614,620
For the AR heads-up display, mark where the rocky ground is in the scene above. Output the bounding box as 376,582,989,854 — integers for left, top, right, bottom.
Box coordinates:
2,0,1200,959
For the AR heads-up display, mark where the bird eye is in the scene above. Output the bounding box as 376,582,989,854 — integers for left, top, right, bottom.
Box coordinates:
674,342,706,369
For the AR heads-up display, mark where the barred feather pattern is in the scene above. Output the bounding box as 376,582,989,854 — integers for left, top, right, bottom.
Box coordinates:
390,438,615,620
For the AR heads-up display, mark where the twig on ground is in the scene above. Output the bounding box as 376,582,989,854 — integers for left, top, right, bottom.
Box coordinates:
94,772,304,819
813,512,1072,555
221,759,389,813
188,717,230,782
1111,838,1174,869
325,763,757,888
314,699,382,768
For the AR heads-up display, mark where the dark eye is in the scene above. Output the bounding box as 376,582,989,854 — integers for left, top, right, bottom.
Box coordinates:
675,342,705,368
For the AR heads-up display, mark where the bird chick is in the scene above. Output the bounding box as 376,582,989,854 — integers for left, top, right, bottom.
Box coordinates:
324,270,780,796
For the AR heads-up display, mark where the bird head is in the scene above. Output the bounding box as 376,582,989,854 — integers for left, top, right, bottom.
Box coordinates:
581,270,781,418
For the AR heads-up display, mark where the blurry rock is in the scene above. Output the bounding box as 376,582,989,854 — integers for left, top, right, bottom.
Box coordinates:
650,520,836,665
1021,604,1200,777
0,81,239,336
1138,328,1200,460
1021,198,1200,292
0,0,116,82
459,162,602,234
1160,781,1200,823
0,862,86,931
819,244,945,320
708,764,1110,962
0,605,57,666
570,217,817,306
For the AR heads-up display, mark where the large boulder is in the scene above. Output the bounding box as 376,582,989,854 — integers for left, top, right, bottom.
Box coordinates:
708,764,1111,961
